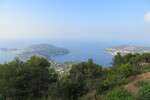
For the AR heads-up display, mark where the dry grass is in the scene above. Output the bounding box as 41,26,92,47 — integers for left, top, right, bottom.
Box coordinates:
79,91,96,100
79,91,102,100
124,72,150,96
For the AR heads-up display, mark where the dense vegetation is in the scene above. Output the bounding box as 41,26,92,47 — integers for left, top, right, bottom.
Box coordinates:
0,52,150,100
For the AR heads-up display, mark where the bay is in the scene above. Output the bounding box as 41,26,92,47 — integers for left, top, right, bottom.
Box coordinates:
0,39,149,66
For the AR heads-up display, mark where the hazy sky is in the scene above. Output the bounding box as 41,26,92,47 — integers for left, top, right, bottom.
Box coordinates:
0,0,150,41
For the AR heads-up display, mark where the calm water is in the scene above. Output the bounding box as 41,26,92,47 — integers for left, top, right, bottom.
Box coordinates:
0,39,150,66
51,42,114,66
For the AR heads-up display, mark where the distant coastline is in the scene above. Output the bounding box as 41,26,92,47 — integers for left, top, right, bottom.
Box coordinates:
104,45,150,55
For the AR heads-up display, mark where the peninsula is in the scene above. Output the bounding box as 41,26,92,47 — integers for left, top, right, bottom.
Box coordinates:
104,45,150,55
0,44,69,61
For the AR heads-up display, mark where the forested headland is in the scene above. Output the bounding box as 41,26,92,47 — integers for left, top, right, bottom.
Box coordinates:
0,53,150,100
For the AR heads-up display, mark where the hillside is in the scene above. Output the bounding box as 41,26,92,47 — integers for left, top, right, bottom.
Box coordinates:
104,45,150,55
1,52,150,100
124,72,150,96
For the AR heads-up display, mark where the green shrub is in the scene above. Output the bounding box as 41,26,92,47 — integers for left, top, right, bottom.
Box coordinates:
49,79,84,100
117,63,134,77
103,75,128,88
106,89,134,100
140,65,150,72
134,80,150,87
96,74,128,94
137,85,150,100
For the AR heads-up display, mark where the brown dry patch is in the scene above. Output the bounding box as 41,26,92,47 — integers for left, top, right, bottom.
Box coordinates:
79,91,96,100
124,82,139,96
124,72,150,96
79,91,102,100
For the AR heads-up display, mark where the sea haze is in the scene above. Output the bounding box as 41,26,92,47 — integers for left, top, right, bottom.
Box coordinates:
0,39,150,66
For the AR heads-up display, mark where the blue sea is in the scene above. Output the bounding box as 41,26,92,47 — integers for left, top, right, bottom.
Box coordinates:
0,39,150,66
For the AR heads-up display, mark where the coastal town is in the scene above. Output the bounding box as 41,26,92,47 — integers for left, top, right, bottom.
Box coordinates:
104,45,150,55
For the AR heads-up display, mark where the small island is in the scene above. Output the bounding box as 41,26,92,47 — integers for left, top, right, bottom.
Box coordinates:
104,45,150,55
0,44,69,61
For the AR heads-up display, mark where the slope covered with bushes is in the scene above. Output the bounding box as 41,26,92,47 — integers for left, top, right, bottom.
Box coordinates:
0,53,150,100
